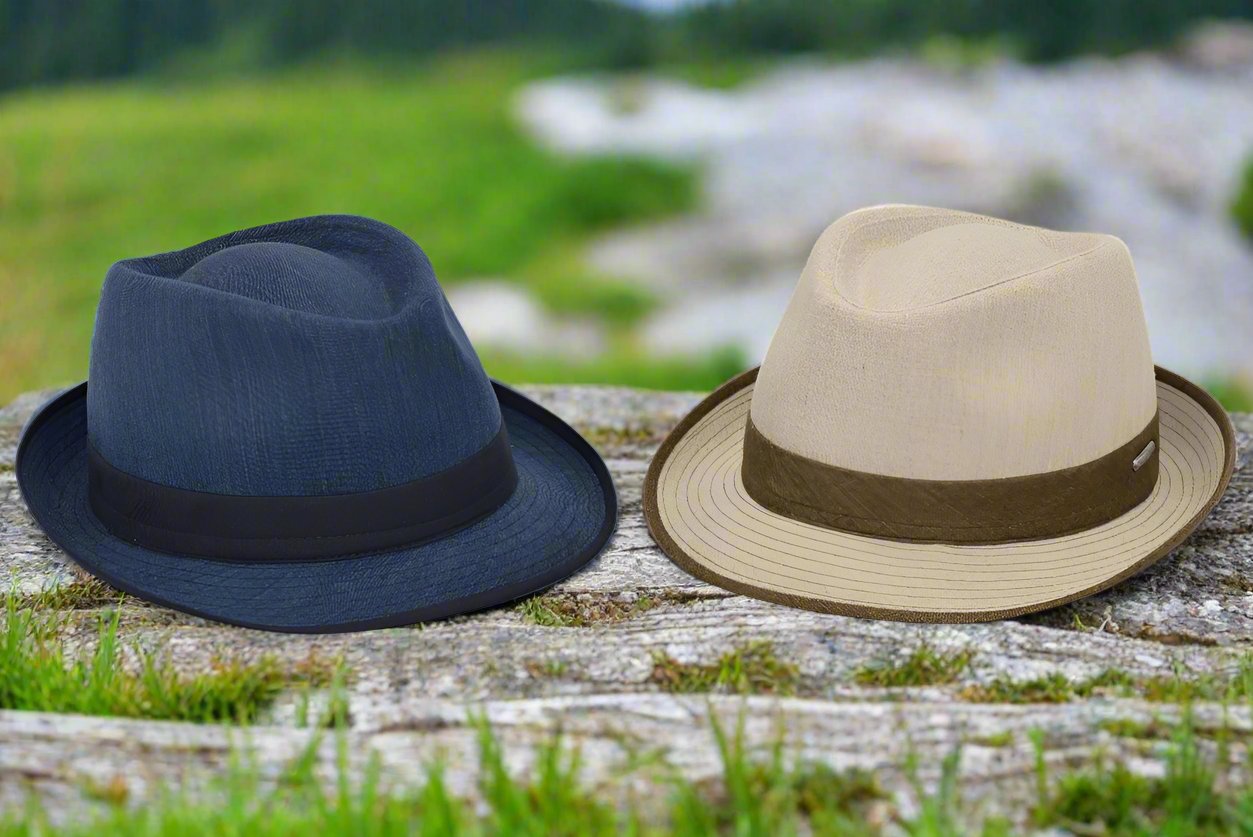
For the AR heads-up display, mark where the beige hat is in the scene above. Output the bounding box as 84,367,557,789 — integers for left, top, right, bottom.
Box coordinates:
644,204,1236,622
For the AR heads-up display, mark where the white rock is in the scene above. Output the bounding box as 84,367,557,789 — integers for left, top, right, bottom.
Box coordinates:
445,281,605,357
516,41,1253,379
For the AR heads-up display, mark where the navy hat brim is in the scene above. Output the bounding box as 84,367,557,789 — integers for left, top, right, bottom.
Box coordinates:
16,382,617,633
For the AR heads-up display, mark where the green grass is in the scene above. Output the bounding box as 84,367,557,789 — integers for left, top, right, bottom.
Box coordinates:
1138,658,1253,703
5,720,630,836
1031,718,1253,836
962,672,1089,704
525,657,571,679
655,59,769,90
853,642,974,688
4,698,1252,833
1204,376,1253,413
0,712,997,836
0,594,341,722
1097,718,1175,740
960,670,1136,704
649,641,801,696
18,578,123,610
480,345,745,392
0,50,705,402
518,595,584,627
961,658,1253,705
526,249,662,329
1232,153,1253,242
967,731,1015,748
669,715,892,835
517,593,659,627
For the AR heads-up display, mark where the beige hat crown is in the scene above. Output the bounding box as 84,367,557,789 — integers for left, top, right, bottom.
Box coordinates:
644,203,1234,623
751,204,1157,481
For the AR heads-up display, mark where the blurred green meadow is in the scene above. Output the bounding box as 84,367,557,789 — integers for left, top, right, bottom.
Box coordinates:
0,51,752,402
1,0,1250,404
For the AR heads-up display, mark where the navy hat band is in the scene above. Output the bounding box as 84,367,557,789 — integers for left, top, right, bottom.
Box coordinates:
86,423,518,562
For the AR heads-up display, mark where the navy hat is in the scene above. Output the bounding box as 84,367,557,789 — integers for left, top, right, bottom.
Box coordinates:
16,216,616,632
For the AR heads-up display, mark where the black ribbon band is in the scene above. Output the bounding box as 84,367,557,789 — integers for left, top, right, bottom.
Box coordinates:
88,425,518,561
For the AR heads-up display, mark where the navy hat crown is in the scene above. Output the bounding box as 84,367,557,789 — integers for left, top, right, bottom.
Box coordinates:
16,213,617,630
179,240,390,318
86,215,503,498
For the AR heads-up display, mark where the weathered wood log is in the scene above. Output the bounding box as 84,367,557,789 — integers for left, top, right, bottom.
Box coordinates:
1,386,1250,826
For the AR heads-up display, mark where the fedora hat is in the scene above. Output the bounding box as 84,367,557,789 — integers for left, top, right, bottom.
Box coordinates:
644,205,1235,622
17,215,616,633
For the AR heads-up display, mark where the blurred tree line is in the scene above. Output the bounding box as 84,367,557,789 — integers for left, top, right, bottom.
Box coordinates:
2,0,1251,90
676,0,1253,62
0,0,650,88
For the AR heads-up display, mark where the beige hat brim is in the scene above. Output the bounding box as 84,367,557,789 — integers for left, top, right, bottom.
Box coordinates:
644,366,1236,622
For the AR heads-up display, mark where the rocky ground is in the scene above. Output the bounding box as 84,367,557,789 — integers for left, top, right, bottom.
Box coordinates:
485,24,1253,382
1,386,1251,829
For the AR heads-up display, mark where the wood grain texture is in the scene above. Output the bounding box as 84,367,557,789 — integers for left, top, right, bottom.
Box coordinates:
1,384,1251,826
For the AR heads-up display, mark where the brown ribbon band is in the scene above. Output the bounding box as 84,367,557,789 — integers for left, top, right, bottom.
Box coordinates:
741,413,1159,544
